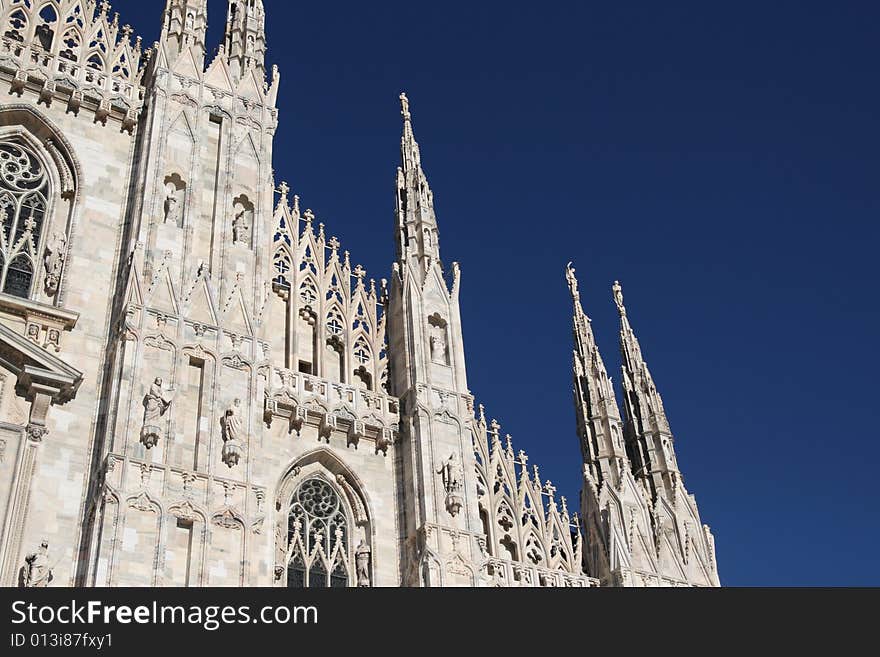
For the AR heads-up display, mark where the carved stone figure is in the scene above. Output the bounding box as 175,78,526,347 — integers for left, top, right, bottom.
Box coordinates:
163,185,181,225
438,453,462,492
232,206,251,245
43,231,67,294
356,540,371,587
274,520,287,580
565,262,579,300
613,280,625,315
221,398,244,468
437,453,464,517
21,540,53,587
141,377,172,448
430,324,447,364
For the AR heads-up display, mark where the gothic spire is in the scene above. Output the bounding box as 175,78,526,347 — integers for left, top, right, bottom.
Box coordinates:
615,280,681,502
161,0,208,66
395,93,440,272
224,0,267,82
567,263,628,489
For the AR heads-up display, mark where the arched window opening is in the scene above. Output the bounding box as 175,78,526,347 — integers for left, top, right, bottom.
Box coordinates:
286,478,351,588
0,141,51,299
35,4,57,51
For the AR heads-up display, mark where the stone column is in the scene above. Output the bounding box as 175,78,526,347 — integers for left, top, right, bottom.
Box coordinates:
0,385,56,586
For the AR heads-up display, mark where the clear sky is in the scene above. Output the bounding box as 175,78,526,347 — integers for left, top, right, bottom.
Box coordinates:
119,0,879,585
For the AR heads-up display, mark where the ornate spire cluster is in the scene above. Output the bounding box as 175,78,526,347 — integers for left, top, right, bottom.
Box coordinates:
566,267,719,586
395,93,440,272
271,183,388,392
223,0,267,82
161,0,207,64
472,405,596,586
0,0,145,111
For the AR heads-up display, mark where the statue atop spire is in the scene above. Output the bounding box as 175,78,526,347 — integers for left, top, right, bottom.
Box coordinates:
612,280,626,316
400,92,411,122
566,262,580,301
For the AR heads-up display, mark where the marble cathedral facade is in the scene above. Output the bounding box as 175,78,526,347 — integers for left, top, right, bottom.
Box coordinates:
0,0,719,588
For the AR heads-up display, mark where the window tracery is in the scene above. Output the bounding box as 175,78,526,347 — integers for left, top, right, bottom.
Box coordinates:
286,478,351,588
0,141,50,299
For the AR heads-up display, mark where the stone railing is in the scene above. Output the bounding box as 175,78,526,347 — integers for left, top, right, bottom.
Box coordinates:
263,368,399,455
483,556,599,588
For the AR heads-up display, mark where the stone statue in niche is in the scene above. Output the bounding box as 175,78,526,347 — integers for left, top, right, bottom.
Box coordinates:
20,540,53,587
429,323,447,365
232,197,253,247
356,540,372,587
163,183,182,226
221,398,244,468
43,231,67,294
437,453,464,517
141,377,173,448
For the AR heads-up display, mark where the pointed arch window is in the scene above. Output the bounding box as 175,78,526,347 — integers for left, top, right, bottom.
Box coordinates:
0,141,50,299
286,478,351,588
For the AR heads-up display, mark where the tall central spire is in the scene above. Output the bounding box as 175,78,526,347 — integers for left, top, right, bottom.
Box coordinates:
615,281,681,502
395,93,440,273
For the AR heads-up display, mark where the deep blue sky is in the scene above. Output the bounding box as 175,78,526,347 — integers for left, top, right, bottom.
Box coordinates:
119,1,879,585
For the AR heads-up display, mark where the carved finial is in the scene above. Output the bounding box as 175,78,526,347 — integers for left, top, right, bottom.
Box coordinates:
303,208,314,224
478,403,486,424
400,92,411,122
328,236,340,252
343,250,351,269
544,480,556,500
318,222,325,240
278,181,289,202
505,434,514,458
292,194,300,216
353,264,366,280
613,280,626,316
533,464,541,484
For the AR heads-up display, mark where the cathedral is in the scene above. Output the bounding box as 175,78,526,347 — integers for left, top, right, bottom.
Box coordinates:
0,0,719,587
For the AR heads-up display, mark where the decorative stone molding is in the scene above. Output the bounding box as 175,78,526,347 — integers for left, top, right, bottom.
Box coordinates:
212,508,243,531
346,419,364,449
335,474,367,526
375,427,393,456
25,423,48,443
318,413,335,443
